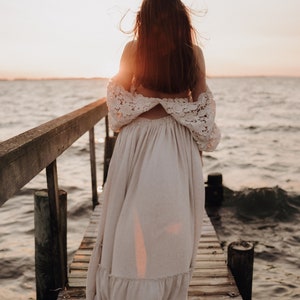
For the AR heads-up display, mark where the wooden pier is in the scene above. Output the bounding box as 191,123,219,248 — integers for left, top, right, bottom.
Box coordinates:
0,95,247,300
57,195,242,300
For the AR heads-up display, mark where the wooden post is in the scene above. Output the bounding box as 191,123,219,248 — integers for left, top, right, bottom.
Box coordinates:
59,190,67,285
103,116,117,185
46,161,67,288
89,127,99,208
228,241,254,300
205,172,223,207
34,189,67,300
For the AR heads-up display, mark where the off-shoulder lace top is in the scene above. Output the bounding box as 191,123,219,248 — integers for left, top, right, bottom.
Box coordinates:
107,80,221,152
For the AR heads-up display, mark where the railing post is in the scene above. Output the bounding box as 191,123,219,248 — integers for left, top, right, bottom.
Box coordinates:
89,127,99,209
34,189,67,300
103,116,117,185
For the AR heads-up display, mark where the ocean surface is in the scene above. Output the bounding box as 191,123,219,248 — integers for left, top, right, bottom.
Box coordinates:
0,77,299,299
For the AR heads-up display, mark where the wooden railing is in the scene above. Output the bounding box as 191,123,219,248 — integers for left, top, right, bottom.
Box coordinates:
0,98,108,299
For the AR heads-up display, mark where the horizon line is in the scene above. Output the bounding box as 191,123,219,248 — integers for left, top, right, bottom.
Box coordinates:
1,74,300,81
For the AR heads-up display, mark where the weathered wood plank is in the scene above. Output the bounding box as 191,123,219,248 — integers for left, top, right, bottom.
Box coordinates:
189,295,241,300
188,285,240,296
191,269,232,277
190,277,235,286
73,255,92,263
57,288,86,300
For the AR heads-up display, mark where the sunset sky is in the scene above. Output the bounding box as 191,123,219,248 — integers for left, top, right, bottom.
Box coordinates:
1,0,300,79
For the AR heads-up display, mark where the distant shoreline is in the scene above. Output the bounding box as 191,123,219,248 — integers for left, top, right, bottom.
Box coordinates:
1,75,299,81
0,77,110,81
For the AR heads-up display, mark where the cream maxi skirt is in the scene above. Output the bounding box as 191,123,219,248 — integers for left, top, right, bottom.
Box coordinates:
86,116,205,300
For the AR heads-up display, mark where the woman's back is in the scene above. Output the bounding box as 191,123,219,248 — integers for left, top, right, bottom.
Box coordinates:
115,40,206,119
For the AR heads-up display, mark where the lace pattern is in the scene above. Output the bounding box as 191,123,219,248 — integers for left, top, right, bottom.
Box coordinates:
107,80,221,151
107,82,157,131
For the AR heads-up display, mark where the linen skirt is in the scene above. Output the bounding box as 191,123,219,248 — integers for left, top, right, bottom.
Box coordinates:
86,115,205,300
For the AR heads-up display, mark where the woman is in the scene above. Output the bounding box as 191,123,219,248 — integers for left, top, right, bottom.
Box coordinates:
87,0,220,299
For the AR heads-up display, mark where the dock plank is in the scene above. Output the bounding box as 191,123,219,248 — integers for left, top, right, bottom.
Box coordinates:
57,197,242,299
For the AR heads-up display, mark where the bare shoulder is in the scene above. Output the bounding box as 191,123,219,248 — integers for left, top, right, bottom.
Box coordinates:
120,40,137,73
125,40,137,49
114,40,137,90
193,45,205,73
193,45,203,57
122,40,137,59
192,45,207,100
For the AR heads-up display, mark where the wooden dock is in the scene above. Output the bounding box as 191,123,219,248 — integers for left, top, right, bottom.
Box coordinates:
57,196,242,300
0,96,245,300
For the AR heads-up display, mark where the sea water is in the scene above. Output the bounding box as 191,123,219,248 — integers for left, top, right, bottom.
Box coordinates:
0,77,299,299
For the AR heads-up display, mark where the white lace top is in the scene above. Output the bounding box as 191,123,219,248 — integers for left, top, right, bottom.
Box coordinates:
107,80,221,152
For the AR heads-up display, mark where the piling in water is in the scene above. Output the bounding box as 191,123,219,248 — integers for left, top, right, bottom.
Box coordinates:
34,190,67,300
227,241,254,300
205,172,224,207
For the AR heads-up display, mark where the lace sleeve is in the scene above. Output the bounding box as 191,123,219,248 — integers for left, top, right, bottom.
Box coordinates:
106,80,157,132
107,80,220,151
160,87,221,151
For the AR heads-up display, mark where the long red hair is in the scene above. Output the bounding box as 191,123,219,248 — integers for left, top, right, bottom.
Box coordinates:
133,0,199,94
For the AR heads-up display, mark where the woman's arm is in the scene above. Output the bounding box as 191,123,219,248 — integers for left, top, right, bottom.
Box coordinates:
113,41,136,91
192,46,207,102
192,46,207,158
